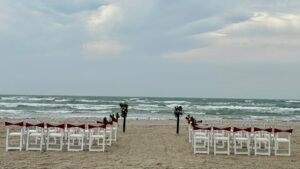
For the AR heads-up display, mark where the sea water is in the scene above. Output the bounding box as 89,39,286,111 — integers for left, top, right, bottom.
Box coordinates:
0,95,300,121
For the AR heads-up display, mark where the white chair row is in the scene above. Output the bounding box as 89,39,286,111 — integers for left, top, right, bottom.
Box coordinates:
5,120,119,152
189,123,293,156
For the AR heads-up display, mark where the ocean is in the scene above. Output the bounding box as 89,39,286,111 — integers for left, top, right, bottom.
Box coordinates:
0,95,300,121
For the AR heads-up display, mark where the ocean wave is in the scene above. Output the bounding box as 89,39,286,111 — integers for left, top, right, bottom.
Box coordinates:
244,100,253,103
66,104,118,110
164,101,191,104
185,111,205,115
55,99,71,102
76,99,98,103
0,102,63,108
1,96,28,101
194,105,300,112
166,104,190,108
28,97,55,101
286,100,300,103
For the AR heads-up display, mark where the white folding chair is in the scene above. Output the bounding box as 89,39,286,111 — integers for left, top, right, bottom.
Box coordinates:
97,120,113,146
233,127,251,155
253,127,272,156
67,124,85,151
5,122,24,151
112,118,118,142
274,128,293,156
25,123,45,151
88,124,106,152
193,126,211,154
213,127,231,155
46,123,65,151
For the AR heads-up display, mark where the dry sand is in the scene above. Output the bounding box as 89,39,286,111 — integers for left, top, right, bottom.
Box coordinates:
0,118,299,169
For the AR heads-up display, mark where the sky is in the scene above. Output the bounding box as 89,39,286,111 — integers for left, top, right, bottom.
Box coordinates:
0,0,300,99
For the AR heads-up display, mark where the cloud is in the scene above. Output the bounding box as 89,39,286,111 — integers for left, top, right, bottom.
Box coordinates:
82,40,128,58
162,12,300,63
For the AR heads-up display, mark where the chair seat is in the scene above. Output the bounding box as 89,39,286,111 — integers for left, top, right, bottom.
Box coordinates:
194,136,209,139
49,133,63,137
214,133,224,137
194,132,206,136
256,138,269,141
28,130,38,133
90,135,105,138
235,137,249,141
9,132,22,136
215,136,229,140
275,138,289,142
69,134,84,138
30,133,43,136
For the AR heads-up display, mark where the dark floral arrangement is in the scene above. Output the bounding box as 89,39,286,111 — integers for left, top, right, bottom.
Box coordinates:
110,113,115,121
174,106,183,118
120,103,128,118
103,117,108,125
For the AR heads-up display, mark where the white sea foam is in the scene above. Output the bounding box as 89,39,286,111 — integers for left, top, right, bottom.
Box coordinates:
137,104,160,108
166,104,190,109
28,97,55,101
164,101,190,104
185,111,205,115
1,96,27,101
66,104,118,110
77,99,98,103
0,102,63,108
55,99,71,102
286,100,300,103
244,100,253,103
129,98,139,101
135,99,148,103
194,105,300,112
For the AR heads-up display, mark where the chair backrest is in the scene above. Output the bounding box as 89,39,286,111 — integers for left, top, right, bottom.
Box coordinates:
232,127,252,132
97,120,113,125
25,122,45,128
67,124,85,134
274,128,293,138
67,124,85,129
88,124,106,135
274,128,293,133
46,123,65,133
5,122,24,133
88,124,106,129
5,122,24,127
46,123,65,129
253,127,272,133
212,127,231,131
193,126,211,131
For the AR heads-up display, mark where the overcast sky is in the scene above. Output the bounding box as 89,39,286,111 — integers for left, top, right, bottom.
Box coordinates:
1,0,300,99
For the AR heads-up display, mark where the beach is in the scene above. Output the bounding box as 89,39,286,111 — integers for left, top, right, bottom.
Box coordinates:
1,118,299,169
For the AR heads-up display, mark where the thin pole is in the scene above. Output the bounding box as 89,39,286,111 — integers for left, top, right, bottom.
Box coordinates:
176,116,179,134
123,117,126,133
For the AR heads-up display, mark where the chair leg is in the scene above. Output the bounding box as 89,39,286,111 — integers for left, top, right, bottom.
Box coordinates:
40,136,43,151
26,133,29,151
46,135,49,151
214,138,216,155
60,136,63,151
6,133,9,152
227,138,230,155
67,136,70,151
81,137,84,151
267,140,270,156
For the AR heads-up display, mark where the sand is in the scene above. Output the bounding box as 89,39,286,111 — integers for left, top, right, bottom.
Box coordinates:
0,118,299,169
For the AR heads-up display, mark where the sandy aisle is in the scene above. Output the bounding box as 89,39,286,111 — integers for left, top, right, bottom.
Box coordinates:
0,119,299,169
